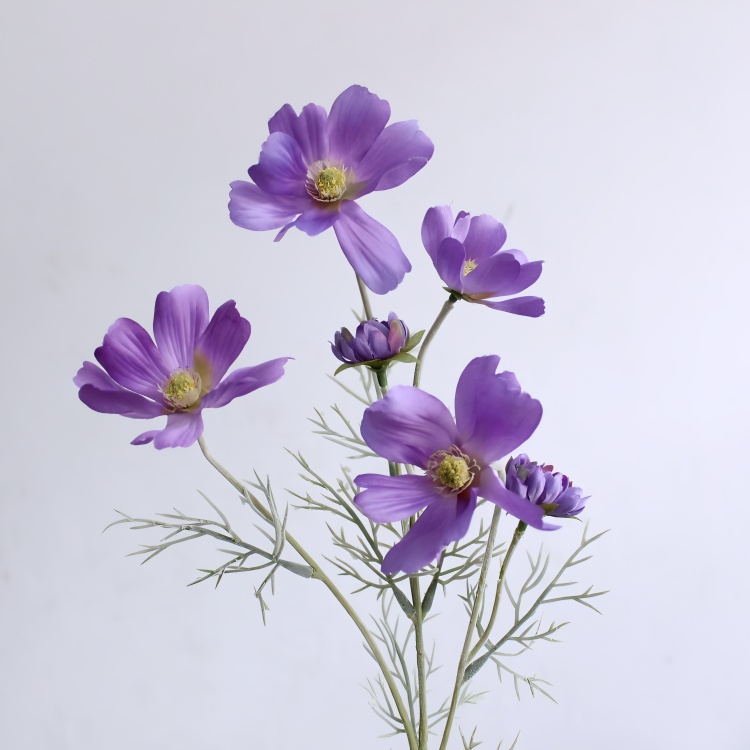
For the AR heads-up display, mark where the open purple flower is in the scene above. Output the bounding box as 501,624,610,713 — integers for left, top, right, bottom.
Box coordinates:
74,285,290,449
505,455,588,519
229,85,434,294
354,356,557,575
421,206,545,317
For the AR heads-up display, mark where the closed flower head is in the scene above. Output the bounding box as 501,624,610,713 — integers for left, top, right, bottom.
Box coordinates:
331,313,411,370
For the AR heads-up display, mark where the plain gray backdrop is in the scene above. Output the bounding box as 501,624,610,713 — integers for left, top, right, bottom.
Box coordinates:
2,0,749,748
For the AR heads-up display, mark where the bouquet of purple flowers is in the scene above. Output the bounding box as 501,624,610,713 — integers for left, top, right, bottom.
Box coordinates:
75,85,605,750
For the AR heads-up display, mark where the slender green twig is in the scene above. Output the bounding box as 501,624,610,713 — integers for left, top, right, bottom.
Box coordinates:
468,521,527,661
410,575,428,749
438,506,502,750
356,273,374,320
196,436,418,750
413,294,457,388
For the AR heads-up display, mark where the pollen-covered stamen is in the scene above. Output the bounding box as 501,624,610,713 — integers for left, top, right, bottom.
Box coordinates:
162,368,203,410
305,160,348,202
463,259,478,276
426,446,478,494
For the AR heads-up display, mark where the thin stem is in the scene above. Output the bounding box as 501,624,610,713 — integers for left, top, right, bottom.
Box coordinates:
468,521,527,661
413,295,457,388
410,575,428,749
197,436,418,750
356,274,374,320
438,505,502,750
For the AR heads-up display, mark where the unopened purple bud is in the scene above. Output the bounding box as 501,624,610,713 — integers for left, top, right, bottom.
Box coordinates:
505,454,587,518
331,313,410,366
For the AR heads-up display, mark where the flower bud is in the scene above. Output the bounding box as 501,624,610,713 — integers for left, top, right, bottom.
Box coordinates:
505,454,587,518
331,313,410,367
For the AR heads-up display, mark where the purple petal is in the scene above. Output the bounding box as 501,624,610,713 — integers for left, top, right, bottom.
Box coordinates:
478,296,546,317
194,300,251,389
327,85,390,165
333,201,411,294
95,318,169,401
153,285,209,371
354,474,441,523
293,204,340,236
478,468,558,530
353,120,433,195
132,411,205,449
269,102,329,164
229,181,305,232
434,237,467,291
455,356,542,465
421,206,454,263
361,385,458,467
201,357,290,409
247,132,308,199
461,252,520,297
463,214,507,261
381,493,477,575
75,362,164,418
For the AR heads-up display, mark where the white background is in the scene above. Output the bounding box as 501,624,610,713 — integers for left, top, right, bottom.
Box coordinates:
2,1,749,748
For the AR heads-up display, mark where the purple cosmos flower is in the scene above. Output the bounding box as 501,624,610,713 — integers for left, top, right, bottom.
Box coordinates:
331,313,414,371
229,85,434,295
74,285,290,449
354,356,557,575
505,455,588,519
421,206,545,317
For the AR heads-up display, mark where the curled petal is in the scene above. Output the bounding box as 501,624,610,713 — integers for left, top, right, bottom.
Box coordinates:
354,474,440,523
455,356,542,465
461,253,520,297
269,102,329,164
132,411,205,449
361,385,458,467
354,120,433,195
228,181,305,232
76,362,164,419
248,132,308,199
194,300,251,389
434,237,467,292
202,358,290,409
95,318,169,401
478,468,557,530
333,201,411,294
463,214,508,262
421,206,455,263
327,85,390,165
153,285,209,371
381,493,477,575
477,296,546,317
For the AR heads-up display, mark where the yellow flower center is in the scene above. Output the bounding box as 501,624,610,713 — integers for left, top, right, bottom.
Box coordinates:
436,455,471,490
163,369,202,410
463,259,478,276
316,167,346,201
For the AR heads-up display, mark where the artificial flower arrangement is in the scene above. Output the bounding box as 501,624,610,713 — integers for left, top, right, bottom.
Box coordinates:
75,85,605,749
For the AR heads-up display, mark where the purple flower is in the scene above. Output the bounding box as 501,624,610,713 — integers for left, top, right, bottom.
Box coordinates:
331,313,420,373
505,455,588,519
354,356,557,575
421,206,545,317
229,85,434,295
74,285,290,449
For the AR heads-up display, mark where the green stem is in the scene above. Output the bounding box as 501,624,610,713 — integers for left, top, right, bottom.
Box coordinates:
356,274,374,320
438,506,502,750
197,437,418,750
410,575,428,749
468,521,527,661
413,295,457,388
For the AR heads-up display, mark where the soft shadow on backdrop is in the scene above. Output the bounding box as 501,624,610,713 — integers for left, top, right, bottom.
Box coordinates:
1,1,748,748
